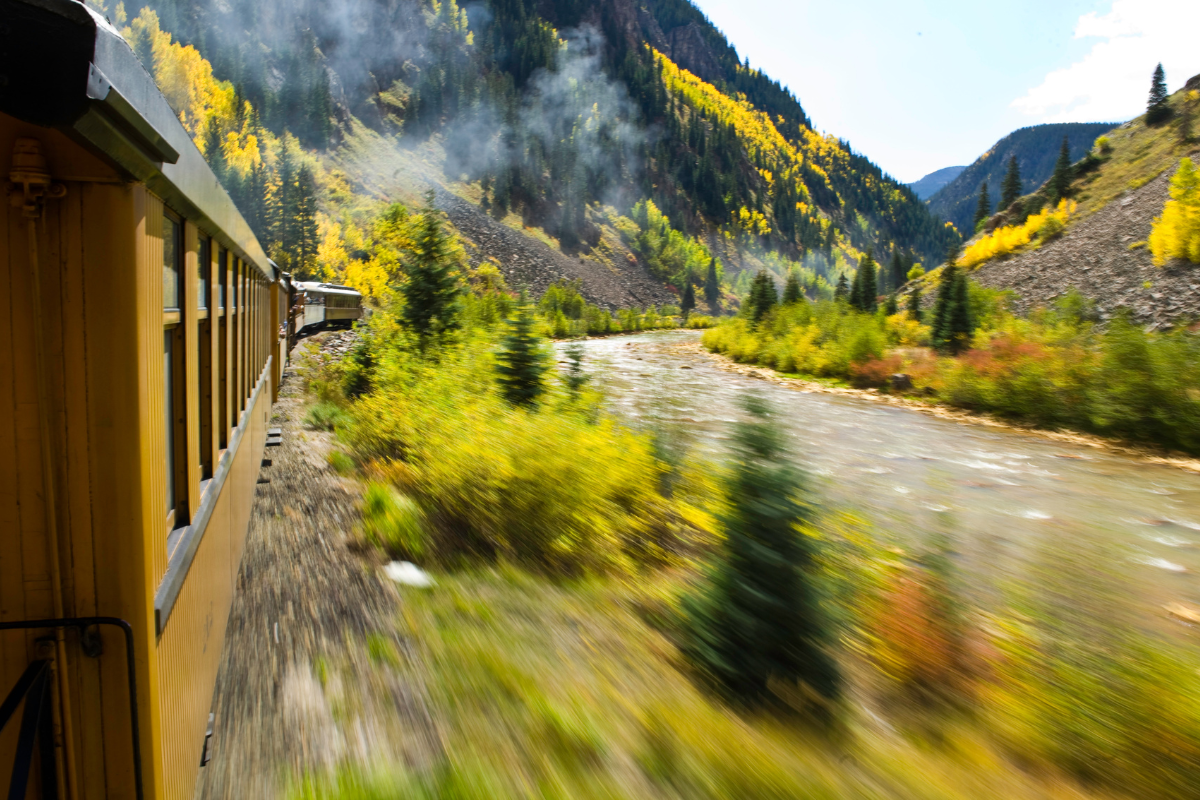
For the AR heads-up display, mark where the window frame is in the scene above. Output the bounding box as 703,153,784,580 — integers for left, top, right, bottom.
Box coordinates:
163,209,188,533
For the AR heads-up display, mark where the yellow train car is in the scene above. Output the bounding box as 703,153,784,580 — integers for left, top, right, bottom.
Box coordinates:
1,1,285,797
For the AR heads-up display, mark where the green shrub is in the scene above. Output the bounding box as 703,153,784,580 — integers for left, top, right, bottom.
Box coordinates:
361,482,427,559
327,450,354,475
304,401,349,432
342,334,689,574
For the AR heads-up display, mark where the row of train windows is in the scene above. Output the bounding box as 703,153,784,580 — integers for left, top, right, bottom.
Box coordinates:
162,209,270,535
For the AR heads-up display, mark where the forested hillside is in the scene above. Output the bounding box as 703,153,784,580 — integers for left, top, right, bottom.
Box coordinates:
928,122,1117,234
908,166,964,200
92,0,958,301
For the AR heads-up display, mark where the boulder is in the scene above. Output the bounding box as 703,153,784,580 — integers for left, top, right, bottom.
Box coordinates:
890,373,914,392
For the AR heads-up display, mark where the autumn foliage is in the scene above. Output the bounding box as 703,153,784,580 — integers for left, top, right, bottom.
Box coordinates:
957,200,1075,269
1149,157,1200,265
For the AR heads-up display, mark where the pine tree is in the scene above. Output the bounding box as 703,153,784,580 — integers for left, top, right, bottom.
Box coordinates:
747,270,777,324
1049,136,1072,204
294,164,319,278
930,260,973,355
834,273,849,302
496,290,547,406
704,257,720,311
1001,155,1022,210
889,250,904,292
563,340,589,395
1147,63,1171,125
907,286,922,323
973,181,992,232
684,394,840,708
402,192,462,346
849,263,863,309
681,281,696,318
782,270,802,304
883,294,898,316
202,117,226,185
857,250,877,312
946,267,974,354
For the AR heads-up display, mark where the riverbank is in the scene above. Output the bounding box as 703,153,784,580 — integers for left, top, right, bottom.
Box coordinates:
687,341,1200,474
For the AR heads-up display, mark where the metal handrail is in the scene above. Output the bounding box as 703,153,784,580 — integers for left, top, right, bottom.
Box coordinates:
0,618,143,800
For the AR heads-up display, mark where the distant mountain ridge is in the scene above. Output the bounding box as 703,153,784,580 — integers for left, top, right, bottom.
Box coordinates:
908,166,965,201
928,122,1119,233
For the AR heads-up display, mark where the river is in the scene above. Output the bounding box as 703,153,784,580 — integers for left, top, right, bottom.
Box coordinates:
570,330,1200,635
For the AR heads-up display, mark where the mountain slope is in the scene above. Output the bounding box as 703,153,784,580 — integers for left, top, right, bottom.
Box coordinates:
963,83,1200,324
909,166,965,201
929,122,1118,233
101,0,958,304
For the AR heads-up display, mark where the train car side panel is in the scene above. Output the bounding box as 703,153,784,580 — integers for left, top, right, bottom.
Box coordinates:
82,180,144,800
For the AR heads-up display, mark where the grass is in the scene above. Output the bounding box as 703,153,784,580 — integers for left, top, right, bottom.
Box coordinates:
1070,91,1198,222
291,569,1108,800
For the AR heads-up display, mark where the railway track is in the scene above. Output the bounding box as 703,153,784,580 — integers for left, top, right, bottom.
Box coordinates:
195,343,439,799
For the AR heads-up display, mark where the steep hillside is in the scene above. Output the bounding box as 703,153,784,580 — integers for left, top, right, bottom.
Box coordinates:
955,81,1200,324
928,122,1118,233
909,166,965,200
92,0,957,306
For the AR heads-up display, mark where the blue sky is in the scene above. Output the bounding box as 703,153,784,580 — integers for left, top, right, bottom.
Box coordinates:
690,0,1200,183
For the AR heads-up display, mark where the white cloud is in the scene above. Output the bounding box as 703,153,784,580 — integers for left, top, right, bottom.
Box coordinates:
1011,0,1200,123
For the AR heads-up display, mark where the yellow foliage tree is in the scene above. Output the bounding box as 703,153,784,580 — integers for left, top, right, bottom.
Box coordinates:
1149,158,1200,265
958,200,1075,269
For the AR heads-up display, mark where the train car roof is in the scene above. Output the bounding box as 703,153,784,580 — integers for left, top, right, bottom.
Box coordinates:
0,0,275,282
294,282,363,297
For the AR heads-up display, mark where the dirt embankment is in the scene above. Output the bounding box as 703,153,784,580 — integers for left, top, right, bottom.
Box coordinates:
196,340,438,799
435,188,675,311
970,164,1200,328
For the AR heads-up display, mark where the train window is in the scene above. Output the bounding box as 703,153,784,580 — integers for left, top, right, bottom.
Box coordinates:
163,211,181,310
198,236,213,480
218,261,229,450
164,322,188,530
164,330,175,516
198,236,210,310
217,247,227,310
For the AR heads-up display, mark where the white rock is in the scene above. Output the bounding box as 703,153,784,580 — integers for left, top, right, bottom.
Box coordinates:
383,561,435,587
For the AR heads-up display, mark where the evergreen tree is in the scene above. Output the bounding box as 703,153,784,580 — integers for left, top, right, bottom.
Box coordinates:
704,257,721,311
1049,136,1072,204
202,117,226,185
681,281,696,318
293,164,319,278
496,290,548,406
849,261,863,309
889,250,904,293
747,270,777,324
883,294,898,316
907,286,922,323
930,260,973,355
563,341,589,395
857,250,877,312
402,192,462,346
1000,155,1022,210
834,273,849,302
684,394,840,708
946,267,974,353
782,270,803,304
1147,63,1171,125
973,181,992,232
